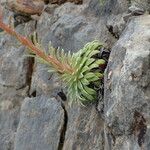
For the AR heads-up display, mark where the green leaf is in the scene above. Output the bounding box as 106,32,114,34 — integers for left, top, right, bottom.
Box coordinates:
85,58,95,66
95,59,105,65
84,72,97,79
80,78,90,85
89,63,99,70
88,76,99,82
80,66,90,74
95,72,103,78
87,50,100,58
78,81,94,100
84,85,96,95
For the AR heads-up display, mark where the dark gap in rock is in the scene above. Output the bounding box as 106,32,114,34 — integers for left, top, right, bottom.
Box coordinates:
98,47,110,63
7,141,13,150
44,0,50,5
57,89,67,101
106,25,119,39
105,125,116,147
34,20,38,30
26,57,35,97
26,20,38,97
30,90,36,97
127,0,132,5
2,84,14,88
0,28,3,32
131,111,147,147
58,103,68,150
95,47,110,116
49,0,83,5
14,13,31,27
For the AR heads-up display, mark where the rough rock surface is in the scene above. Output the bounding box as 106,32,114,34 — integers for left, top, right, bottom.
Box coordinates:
0,14,36,149
63,104,104,150
0,0,150,150
104,15,150,150
14,96,64,150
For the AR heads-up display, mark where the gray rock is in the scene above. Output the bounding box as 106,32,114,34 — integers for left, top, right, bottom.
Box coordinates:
29,63,62,97
129,0,150,13
0,9,36,149
104,15,150,149
37,0,118,51
63,104,104,150
101,0,129,15
0,88,27,150
128,5,145,15
106,14,126,38
0,21,36,89
1,0,149,150
14,96,64,150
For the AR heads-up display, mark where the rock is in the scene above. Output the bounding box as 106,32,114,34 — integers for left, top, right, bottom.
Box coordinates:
106,14,126,38
14,96,65,150
104,15,150,149
0,88,27,150
63,104,104,150
1,0,149,149
29,63,62,97
101,0,129,15
36,0,117,51
128,5,145,15
129,0,150,13
0,20,36,89
5,0,45,15
0,9,36,149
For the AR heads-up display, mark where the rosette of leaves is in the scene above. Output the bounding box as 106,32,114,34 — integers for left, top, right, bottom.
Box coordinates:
61,41,105,105
32,38,105,105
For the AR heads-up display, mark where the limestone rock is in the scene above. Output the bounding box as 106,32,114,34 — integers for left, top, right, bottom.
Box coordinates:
0,88,27,150
63,104,104,150
14,96,65,150
104,15,150,149
106,14,126,38
129,0,150,13
0,20,36,89
0,11,36,150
